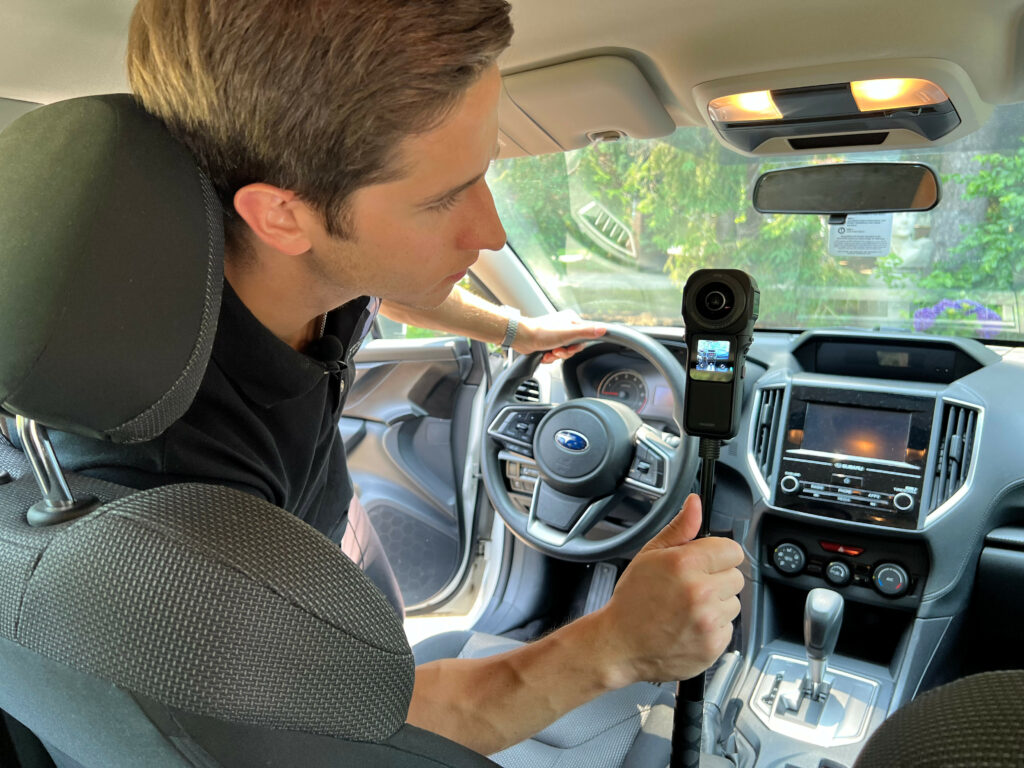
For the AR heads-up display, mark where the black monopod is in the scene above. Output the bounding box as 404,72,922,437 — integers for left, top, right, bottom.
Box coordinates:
670,268,759,768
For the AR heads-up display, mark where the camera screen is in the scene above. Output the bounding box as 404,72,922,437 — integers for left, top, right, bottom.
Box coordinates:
690,339,734,382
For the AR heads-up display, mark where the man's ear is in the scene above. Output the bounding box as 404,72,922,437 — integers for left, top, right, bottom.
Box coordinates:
233,184,313,257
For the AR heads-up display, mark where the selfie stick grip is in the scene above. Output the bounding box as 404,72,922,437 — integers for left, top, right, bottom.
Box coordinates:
671,438,721,768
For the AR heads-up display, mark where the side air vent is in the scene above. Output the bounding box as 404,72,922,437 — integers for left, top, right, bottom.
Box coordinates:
514,379,541,403
930,401,980,510
752,387,785,481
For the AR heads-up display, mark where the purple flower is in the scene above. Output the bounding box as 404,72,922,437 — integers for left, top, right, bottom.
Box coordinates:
913,298,1002,339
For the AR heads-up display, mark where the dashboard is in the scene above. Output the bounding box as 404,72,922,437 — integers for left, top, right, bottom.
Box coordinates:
554,328,1024,623
502,325,1024,753
566,340,687,428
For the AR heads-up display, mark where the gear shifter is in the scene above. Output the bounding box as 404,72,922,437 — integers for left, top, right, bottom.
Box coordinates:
781,587,844,714
757,588,878,741
804,587,844,701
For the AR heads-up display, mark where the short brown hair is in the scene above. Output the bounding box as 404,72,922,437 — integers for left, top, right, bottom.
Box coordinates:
127,0,513,241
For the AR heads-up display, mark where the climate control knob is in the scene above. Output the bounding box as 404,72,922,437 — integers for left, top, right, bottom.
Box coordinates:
780,475,800,494
773,542,807,575
873,563,910,597
825,560,852,586
892,493,915,512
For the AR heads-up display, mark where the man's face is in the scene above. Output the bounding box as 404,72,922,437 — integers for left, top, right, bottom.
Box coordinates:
305,65,507,308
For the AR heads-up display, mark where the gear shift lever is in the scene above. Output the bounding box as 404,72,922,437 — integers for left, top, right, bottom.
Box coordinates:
804,587,844,701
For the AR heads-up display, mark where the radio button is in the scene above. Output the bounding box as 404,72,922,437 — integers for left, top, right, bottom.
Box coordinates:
893,492,915,512
780,475,800,493
832,474,863,488
825,561,852,586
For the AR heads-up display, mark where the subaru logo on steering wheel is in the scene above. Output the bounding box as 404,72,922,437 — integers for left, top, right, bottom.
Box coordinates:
554,429,589,452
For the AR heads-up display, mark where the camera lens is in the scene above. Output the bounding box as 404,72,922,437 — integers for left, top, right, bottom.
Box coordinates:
704,290,727,313
695,282,735,322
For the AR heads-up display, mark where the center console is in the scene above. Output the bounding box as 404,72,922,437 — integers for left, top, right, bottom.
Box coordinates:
692,332,997,767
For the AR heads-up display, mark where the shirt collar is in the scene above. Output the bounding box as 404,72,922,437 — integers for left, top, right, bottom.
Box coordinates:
212,281,374,408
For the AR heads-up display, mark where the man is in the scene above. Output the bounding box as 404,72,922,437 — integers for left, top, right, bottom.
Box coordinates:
37,0,745,756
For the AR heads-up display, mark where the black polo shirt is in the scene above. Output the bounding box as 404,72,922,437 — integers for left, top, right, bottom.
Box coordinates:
40,281,380,544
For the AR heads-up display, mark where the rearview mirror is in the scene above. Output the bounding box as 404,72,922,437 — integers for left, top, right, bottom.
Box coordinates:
752,162,939,215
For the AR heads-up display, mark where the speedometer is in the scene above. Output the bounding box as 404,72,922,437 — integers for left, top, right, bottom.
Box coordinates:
596,370,647,412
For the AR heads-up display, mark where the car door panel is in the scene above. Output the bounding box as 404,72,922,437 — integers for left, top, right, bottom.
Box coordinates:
344,338,477,610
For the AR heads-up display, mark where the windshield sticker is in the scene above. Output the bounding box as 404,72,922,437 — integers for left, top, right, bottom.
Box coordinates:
828,214,893,258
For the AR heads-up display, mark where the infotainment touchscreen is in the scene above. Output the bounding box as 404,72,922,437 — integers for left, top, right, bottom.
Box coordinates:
801,403,912,463
775,387,936,529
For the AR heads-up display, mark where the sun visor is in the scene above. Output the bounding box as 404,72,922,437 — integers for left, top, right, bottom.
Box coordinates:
498,56,675,157
0,98,38,132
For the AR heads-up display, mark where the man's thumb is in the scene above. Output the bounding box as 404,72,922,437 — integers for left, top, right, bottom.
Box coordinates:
642,493,702,552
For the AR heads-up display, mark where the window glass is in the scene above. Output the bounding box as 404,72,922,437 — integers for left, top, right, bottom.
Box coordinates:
486,103,1024,342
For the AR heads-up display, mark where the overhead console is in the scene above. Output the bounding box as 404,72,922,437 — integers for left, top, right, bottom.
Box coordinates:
751,331,994,532
693,57,992,157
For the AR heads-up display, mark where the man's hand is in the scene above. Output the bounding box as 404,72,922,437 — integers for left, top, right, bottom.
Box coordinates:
590,494,745,688
406,493,744,754
514,309,606,363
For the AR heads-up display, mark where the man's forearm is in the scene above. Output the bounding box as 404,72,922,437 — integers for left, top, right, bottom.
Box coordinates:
406,610,624,755
381,286,509,346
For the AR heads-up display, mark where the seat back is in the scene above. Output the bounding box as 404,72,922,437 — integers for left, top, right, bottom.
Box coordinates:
854,670,1024,768
0,470,494,767
0,96,497,766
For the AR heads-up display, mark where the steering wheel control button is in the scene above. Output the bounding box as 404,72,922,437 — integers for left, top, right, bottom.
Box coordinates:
892,492,915,512
628,444,664,486
873,563,910,597
495,408,546,446
772,542,806,575
779,475,800,494
825,561,852,586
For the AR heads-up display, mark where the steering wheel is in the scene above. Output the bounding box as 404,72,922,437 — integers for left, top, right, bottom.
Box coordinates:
482,325,699,562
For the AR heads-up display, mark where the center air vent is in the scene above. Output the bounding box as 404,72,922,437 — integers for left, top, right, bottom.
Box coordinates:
514,379,541,403
930,401,980,510
752,387,785,482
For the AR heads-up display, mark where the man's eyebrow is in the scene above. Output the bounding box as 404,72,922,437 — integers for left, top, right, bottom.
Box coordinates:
418,143,501,208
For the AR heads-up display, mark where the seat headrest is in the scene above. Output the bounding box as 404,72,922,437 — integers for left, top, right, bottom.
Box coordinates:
0,94,223,443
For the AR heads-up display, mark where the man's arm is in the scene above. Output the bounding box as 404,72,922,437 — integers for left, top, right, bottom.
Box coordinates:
380,285,606,363
406,494,745,755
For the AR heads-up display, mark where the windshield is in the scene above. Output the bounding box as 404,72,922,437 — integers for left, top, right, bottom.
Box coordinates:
486,103,1024,343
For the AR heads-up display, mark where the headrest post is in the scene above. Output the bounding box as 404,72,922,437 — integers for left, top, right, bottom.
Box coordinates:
15,416,99,526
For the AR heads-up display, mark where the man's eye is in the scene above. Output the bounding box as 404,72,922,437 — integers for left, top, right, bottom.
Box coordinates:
428,193,460,212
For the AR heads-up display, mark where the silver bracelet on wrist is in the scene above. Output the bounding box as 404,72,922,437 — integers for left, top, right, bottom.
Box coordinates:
500,306,520,356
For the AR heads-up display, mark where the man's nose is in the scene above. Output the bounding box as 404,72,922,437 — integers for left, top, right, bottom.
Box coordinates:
459,180,506,252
